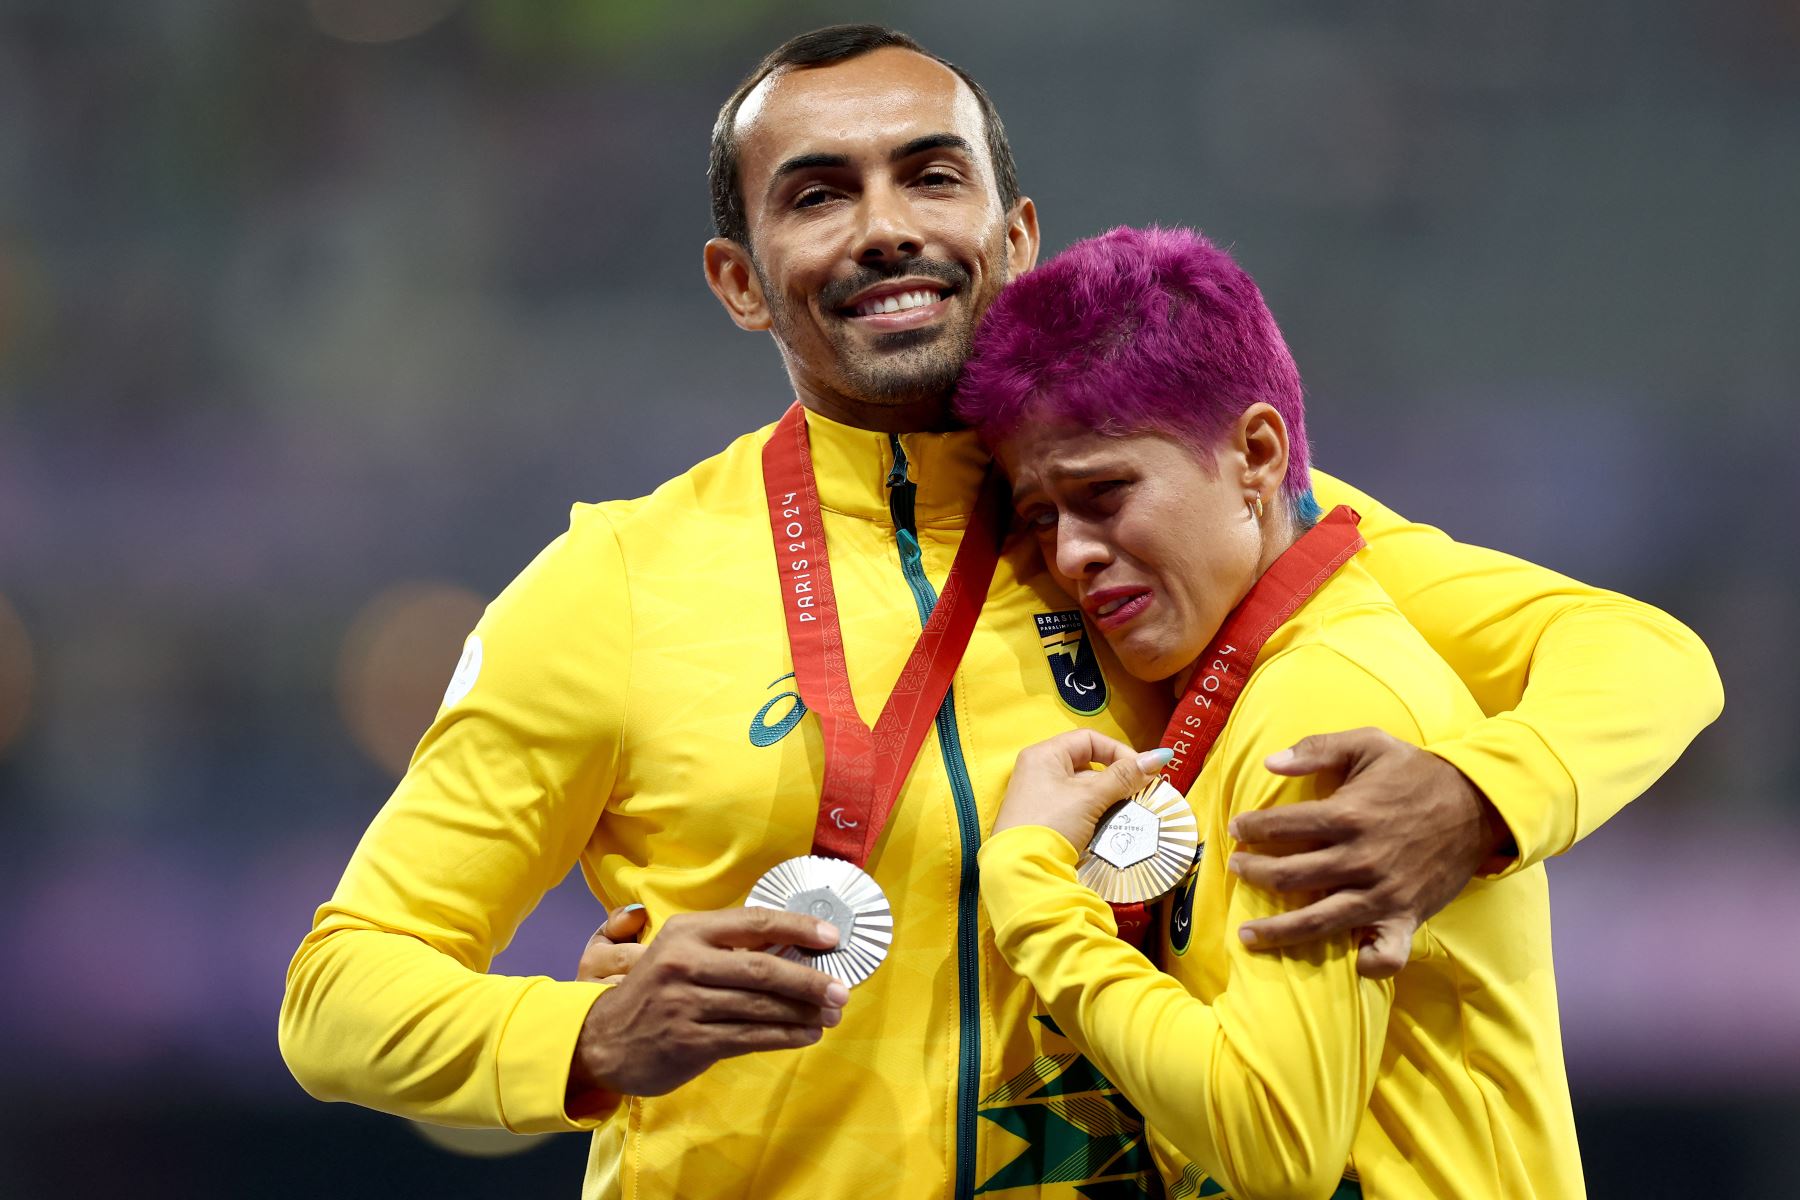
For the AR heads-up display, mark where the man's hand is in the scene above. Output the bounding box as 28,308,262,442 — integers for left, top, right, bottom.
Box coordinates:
1226,728,1511,980
993,729,1173,850
568,907,848,1099
577,904,648,985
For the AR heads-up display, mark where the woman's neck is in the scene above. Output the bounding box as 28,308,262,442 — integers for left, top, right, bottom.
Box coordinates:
1170,507,1302,696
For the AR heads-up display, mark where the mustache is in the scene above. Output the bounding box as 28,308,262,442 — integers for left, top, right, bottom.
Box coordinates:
818,259,971,311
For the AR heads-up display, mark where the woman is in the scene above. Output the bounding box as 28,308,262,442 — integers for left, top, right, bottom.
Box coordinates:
956,226,1582,1199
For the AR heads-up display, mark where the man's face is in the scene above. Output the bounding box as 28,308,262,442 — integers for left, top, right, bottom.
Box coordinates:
726,48,1031,414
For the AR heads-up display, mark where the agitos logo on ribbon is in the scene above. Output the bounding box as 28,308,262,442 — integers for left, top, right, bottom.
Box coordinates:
761,402,1007,867
746,404,1009,988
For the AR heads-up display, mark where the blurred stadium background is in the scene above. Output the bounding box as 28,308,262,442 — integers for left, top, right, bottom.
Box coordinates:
2,1,1797,1195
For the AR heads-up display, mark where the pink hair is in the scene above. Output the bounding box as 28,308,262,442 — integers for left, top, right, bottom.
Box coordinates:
955,225,1314,507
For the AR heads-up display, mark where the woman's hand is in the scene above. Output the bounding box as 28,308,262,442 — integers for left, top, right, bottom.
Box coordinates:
993,729,1175,851
576,903,649,984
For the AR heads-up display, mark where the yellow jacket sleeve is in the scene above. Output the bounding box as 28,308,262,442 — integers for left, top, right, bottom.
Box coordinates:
278,506,626,1133
981,647,1411,1200
1312,470,1723,870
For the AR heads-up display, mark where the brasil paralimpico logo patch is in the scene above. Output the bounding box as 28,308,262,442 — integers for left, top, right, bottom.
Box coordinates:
1034,610,1109,716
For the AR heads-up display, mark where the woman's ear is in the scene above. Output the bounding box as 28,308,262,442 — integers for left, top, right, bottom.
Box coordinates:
703,238,772,332
1236,403,1290,498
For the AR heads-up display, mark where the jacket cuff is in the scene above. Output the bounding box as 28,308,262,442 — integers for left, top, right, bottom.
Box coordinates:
1427,715,1578,877
495,978,617,1133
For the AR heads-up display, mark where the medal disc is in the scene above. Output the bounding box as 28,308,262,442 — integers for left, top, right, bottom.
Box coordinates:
1077,777,1201,904
746,855,893,987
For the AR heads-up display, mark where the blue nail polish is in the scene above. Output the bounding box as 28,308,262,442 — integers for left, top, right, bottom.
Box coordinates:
612,903,645,916
1137,747,1175,772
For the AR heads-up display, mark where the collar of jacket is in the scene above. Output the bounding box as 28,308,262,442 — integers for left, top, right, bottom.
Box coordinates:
800,405,991,530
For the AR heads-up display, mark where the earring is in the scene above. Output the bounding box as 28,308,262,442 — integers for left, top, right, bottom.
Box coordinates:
1247,494,1264,520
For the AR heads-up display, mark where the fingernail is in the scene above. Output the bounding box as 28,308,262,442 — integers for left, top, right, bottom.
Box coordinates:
1239,927,1259,946
816,921,841,946
1227,854,1244,876
1266,748,1296,770
821,1007,843,1027
1227,818,1243,839
825,982,850,1006
613,903,645,917
1136,747,1174,772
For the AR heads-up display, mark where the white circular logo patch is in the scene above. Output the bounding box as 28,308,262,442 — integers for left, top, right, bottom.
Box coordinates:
442,633,483,708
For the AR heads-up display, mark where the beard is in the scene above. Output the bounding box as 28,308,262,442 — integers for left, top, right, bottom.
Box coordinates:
760,256,986,409
822,318,972,406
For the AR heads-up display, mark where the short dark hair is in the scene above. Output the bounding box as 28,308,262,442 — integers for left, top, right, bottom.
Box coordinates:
708,24,1021,248
955,225,1319,516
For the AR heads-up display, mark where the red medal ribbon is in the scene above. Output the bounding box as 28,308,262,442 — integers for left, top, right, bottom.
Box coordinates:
1110,505,1366,943
763,403,1008,867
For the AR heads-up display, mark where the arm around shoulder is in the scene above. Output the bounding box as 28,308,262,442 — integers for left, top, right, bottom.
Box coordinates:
1312,470,1724,870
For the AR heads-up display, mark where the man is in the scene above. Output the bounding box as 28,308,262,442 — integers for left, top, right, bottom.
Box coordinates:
279,25,1722,1200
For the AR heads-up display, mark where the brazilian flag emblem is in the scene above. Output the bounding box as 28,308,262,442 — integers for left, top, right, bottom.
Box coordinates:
1034,611,1109,716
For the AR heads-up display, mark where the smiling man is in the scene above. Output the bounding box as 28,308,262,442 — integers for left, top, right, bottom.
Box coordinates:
703,51,1024,433
279,25,1722,1200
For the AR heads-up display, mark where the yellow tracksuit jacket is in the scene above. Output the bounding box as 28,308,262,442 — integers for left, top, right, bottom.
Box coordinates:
982,560,1583,1199
279,407,1721,1199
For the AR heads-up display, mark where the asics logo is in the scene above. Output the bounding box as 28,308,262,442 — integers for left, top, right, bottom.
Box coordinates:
749,672,808,748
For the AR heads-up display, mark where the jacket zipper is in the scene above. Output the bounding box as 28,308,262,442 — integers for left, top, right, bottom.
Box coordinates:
888,435,983,1200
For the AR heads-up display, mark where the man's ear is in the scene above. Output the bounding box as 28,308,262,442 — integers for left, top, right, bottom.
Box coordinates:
1236,403,1290,496
703,238,771,331
1006,197,1040,277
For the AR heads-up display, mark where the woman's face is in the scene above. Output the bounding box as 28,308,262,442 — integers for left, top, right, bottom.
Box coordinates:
997,418,1276,683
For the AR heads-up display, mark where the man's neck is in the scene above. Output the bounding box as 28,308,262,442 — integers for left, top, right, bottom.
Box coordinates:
794,389,963,435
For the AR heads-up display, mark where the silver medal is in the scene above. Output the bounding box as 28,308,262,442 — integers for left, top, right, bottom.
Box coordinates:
746,855,893,987
1078,777,1201,904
